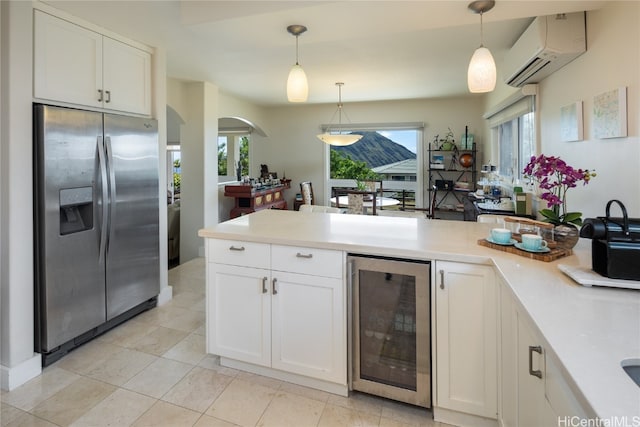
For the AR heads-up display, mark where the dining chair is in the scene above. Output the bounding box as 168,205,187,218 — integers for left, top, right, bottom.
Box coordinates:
300,181,314,205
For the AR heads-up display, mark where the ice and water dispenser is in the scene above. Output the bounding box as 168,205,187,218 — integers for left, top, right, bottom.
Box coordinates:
59,187,93,235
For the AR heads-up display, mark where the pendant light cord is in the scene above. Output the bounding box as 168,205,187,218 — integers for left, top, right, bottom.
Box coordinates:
479,11,485,47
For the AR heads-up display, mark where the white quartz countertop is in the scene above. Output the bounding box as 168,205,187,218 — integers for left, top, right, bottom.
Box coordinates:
198,209,640,419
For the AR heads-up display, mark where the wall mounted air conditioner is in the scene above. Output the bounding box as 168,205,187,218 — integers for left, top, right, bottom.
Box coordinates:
503,12,586,87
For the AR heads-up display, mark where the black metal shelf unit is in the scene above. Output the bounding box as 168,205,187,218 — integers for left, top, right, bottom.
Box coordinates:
428,143,477,218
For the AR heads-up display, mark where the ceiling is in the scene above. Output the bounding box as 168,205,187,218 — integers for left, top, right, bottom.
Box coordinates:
45,1,607,106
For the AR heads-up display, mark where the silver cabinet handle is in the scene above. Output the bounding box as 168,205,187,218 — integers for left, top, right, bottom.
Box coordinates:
528,345,543,378
262,277,268,294
439,269,445,290
98,89,103,102
105,90,111,103
229,246,245,251
296,252,313,259
272,278,278,295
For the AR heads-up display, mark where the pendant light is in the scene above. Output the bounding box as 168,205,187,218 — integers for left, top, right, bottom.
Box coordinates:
467,1,497,93
317,82,363,146
286,25,308,102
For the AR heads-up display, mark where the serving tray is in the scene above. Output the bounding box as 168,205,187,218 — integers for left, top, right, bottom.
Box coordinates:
477,238,572,262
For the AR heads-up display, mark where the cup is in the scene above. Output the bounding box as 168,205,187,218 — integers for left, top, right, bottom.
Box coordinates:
521,234,548,251
490,228,512,244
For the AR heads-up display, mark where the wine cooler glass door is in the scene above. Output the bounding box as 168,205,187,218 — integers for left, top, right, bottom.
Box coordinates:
350,255,430,408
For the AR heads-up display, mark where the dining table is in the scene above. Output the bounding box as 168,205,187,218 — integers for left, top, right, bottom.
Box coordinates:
330,196,400,213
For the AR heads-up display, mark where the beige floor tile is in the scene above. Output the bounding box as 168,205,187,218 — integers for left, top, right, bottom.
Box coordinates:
161,367,233,413
168,291,205,310
205,378,277,427
190,298,206,312
198,355,240,377
1,402,26,426
3,412,58,427
380,399,434,426
84,347,157,386
163,333,206,365
69,388,156,427
1,367,81,411
122,357,193,399
327,392,385,417
132,400,201,427
97,318,159,348
278,381,332,403
193,324,206,336
171,276,207,295
235,371,283,390
160,309,205,333
318,403,381,427
193,414,239,427
53,339,123,375
30,377,116,426
256,391,325,427
130,326,189,356
135,304,192,327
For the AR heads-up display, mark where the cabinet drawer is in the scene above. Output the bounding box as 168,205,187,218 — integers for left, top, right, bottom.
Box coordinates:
272,245,343,278
209,239,270,269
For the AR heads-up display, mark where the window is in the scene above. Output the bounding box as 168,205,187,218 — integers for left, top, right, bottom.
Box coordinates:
326,125,423,208
218,134,250,182
487,94,536,182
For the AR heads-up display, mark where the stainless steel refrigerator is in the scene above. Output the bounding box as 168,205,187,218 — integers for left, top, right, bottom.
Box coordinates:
34,104,160,365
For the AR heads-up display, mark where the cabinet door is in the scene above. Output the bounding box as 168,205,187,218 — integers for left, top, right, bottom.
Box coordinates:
435,261,497,418
271,271,346,384
103,37,151,115
34,10,103,108
208,263,271,367
517,316,556,427
499,281,518,427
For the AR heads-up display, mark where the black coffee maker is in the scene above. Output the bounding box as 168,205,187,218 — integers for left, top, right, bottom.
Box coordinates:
579,200,640,280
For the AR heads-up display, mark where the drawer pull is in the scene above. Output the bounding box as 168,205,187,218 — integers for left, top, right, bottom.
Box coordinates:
529,345,543,378
272,278,278,295
262,277,268,294
296,252,313,259
105,90,111,103
229,246,245,251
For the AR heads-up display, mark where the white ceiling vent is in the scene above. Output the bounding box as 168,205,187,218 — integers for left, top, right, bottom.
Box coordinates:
503,12,586,87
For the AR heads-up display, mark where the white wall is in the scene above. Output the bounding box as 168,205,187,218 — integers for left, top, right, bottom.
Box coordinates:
537,1,639,220
484,2,639,221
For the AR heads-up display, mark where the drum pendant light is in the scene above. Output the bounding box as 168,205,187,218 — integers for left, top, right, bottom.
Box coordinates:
286,25,309,102
317,83,363,146
467,1,496,93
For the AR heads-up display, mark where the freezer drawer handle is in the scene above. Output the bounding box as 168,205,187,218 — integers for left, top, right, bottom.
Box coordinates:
296,252,313,259
262,277,268,294
272,278,278,295
229,246,245,251
98,89,103,102
528,345,543,379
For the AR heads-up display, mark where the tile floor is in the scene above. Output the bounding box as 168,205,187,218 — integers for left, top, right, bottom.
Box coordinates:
1,258,446,427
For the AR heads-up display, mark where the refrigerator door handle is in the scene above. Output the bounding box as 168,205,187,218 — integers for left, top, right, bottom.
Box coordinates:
105,136,117,249
97,136,109,263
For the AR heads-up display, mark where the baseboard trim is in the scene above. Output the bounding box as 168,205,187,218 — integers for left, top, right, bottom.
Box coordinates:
157,285,173,306
433,406,498,427
0,353,42,391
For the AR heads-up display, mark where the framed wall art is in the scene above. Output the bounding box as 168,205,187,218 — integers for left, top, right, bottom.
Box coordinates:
593,86,627,139
560,101,583,142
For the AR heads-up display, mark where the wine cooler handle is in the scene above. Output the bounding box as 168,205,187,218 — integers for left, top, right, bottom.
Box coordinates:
439,270,445,290
528,345,543,378
272,278,278,295
262,277,268,294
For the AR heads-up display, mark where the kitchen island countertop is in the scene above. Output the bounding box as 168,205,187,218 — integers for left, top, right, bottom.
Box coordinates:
199,209,640,420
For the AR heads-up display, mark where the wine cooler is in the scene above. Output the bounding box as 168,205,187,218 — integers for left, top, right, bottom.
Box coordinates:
348,254,431,408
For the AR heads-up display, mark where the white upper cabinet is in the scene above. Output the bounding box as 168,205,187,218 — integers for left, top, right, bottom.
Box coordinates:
33,10,151,115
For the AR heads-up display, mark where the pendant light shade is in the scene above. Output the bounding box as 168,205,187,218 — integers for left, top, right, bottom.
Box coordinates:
468,46,497,93
317,82,363,146
467,1,496,93
286,25,308,102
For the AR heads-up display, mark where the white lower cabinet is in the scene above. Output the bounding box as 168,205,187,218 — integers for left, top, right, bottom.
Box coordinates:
207,239,346,386
435,261,498,421
499,281,588,427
